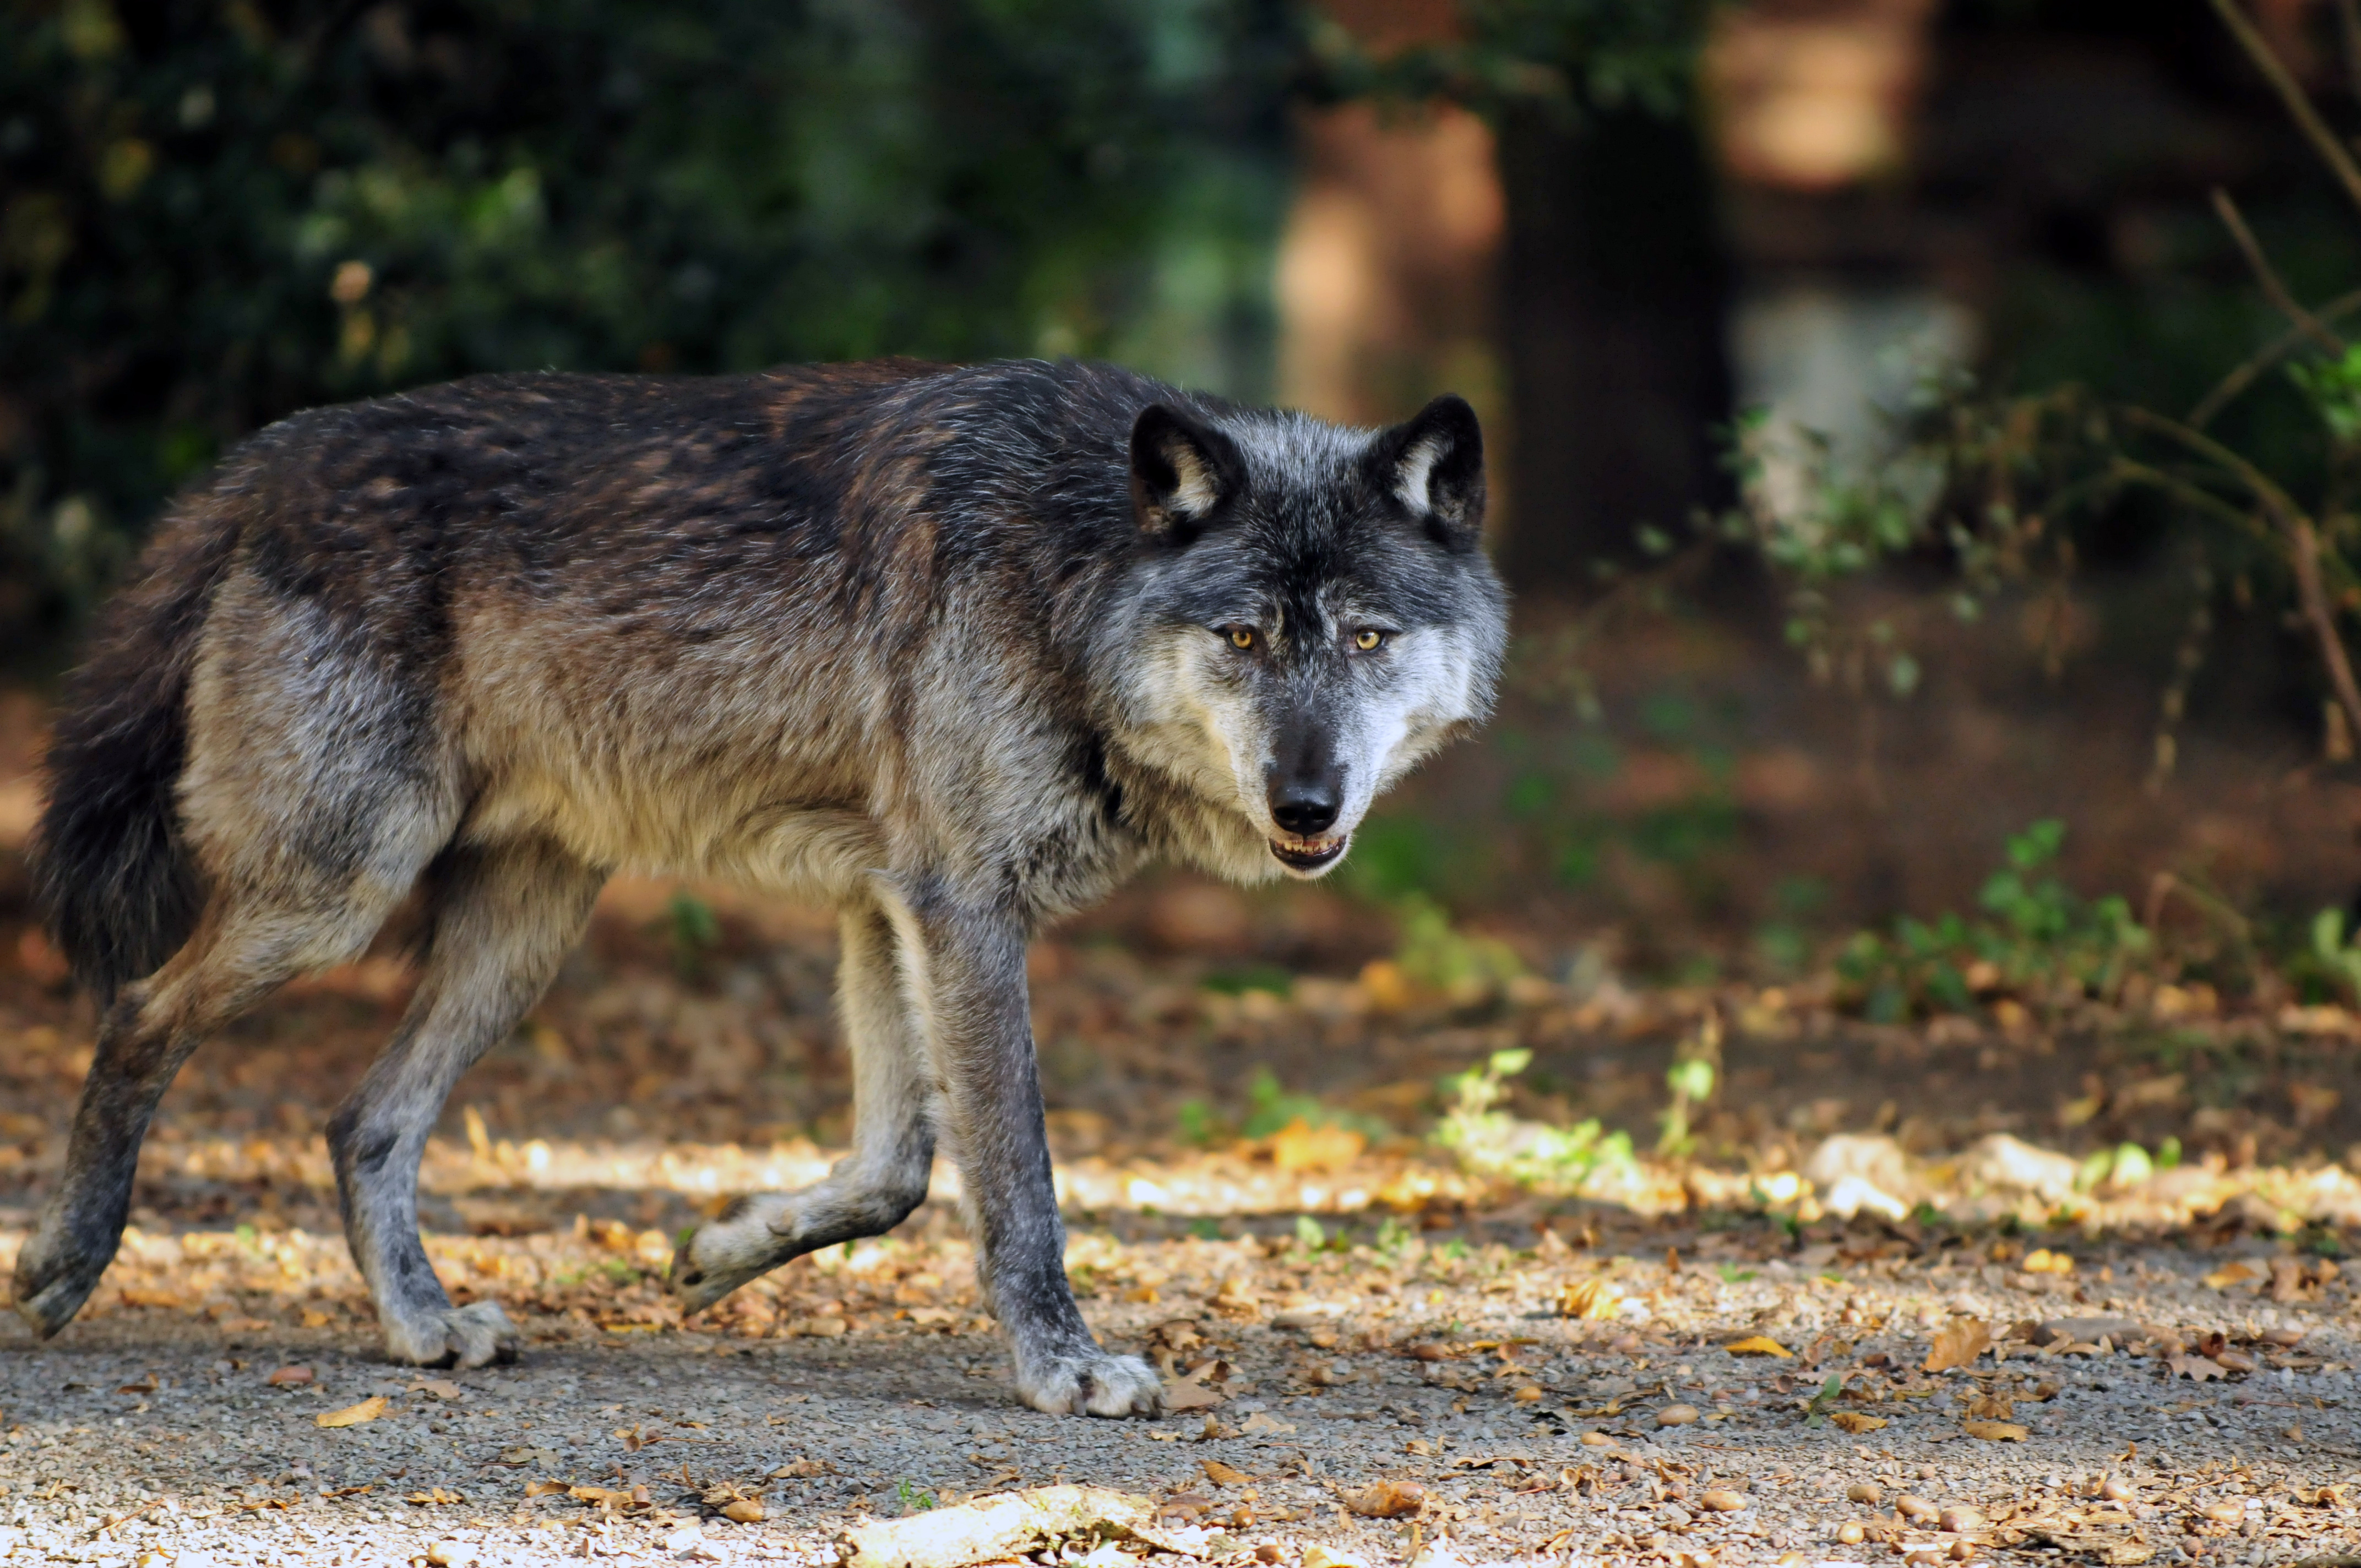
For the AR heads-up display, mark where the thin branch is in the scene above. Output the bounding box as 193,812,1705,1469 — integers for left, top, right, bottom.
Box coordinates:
2211,187,2347,356
2207,0,2361,217
2109,459,2277,546
2190,287,2361,428
2125,406,2361,744
2291,514,2361,747
2121,406,2314,524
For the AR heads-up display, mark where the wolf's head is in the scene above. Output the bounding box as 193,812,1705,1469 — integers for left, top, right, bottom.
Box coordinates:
1102,393,1509,882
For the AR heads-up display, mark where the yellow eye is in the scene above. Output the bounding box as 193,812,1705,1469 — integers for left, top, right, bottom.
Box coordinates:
1227,627,1255,650
1353,629,1384,651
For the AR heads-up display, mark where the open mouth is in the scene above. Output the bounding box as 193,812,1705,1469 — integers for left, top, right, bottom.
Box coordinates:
1269,835,1347,872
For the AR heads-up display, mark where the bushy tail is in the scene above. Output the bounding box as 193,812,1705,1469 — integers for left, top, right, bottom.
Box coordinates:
30,507,239,1003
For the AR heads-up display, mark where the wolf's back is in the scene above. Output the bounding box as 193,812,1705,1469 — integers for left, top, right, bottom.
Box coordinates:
31,496,240,1002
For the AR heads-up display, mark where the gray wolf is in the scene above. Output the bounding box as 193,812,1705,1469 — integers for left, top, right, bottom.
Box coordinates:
14,357,1508,1415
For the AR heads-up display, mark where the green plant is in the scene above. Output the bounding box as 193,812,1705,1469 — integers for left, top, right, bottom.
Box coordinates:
1173,1098,1218,1148
1432,1048,1635,1190
1835,821,2152,1021
1393,894,1526,996
1200,963,1294,998
666,892,721,981
1656,1016,1721,1157
1802,1373,1844,1427
2306,908,2361,1004
893,1479,937,1514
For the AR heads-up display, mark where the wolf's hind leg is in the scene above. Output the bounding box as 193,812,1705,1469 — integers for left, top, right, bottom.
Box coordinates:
325,839,603,1369
673,903,937,1311
14,890,393,1339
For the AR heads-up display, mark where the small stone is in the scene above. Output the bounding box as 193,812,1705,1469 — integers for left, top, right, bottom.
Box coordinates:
1938,1506,1984,1532
1848,1483,1884,1505
1699,1489,1748,1512
1897,1495,1938,1522
2098,1477,2132,1503
1947,1543,1975,1561
1656,1403,1700,1428
1837,1522,1867,1545
720,1498,763,1523
424,1543,471,1568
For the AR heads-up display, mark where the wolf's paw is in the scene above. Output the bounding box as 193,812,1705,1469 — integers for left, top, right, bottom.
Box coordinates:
672,1196,797,1315
10,1228,106,1340
1016,1349,1164,1418
383,1301,516,1369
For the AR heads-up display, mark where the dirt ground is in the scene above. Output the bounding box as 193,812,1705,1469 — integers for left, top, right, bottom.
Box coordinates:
0,882,2355,1568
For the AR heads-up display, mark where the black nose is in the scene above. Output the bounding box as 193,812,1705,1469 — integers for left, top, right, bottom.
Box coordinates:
1270,778,1340,837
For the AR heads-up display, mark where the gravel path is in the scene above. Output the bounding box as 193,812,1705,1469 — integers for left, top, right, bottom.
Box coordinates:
1,1215,2354,1567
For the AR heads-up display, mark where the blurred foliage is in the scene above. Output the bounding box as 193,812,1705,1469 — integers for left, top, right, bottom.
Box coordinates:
0,0,1721,666
0,0,1302,658
1432,1046,1635,1189
1302,0,1710,122
1835,820,2152,1023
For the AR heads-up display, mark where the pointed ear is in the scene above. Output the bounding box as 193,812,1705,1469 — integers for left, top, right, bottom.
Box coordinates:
1130,404,1245,542
1372,394,1485,548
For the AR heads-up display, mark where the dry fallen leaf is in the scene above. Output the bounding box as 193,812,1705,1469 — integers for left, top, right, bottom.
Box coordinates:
1967,1393,2017,1420
1723,1336,1792,1358
1655,1404,1700,1428
2166,1354,2224,1382
2202,1260,2260,1290
524,1480,569,1499
1202,1460,1252,1488
769,1459,833,1479
721,1499,764,1524
1557,1278,1622,1320
1340,1479,1424,1519
1163,1378,1223,1412
411,1378,464,1401
264,1365,313,1387
315,1396,388,1429
1924,1319,1993,1373
1963,1419,2029,1442
1829,1412,1887,1434
2021,1249,2075,1276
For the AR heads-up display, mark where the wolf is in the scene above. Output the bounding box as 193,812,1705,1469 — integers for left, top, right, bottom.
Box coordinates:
14,357,1507,1414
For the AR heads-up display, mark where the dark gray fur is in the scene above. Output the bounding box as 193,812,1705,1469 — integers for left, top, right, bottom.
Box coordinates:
17,358,1507,1414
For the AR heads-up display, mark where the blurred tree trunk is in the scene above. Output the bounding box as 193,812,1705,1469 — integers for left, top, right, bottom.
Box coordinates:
1497,104,1734,592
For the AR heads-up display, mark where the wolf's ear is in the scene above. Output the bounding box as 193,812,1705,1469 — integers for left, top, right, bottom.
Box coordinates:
1130,404,1245,543
1372,394,1485,549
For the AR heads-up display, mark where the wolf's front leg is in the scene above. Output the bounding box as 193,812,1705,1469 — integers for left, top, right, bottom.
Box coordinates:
902,895,1161,1418
674,906,937,1309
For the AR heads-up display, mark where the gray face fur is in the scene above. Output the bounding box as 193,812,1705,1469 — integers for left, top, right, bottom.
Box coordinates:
1104,394,1508,884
